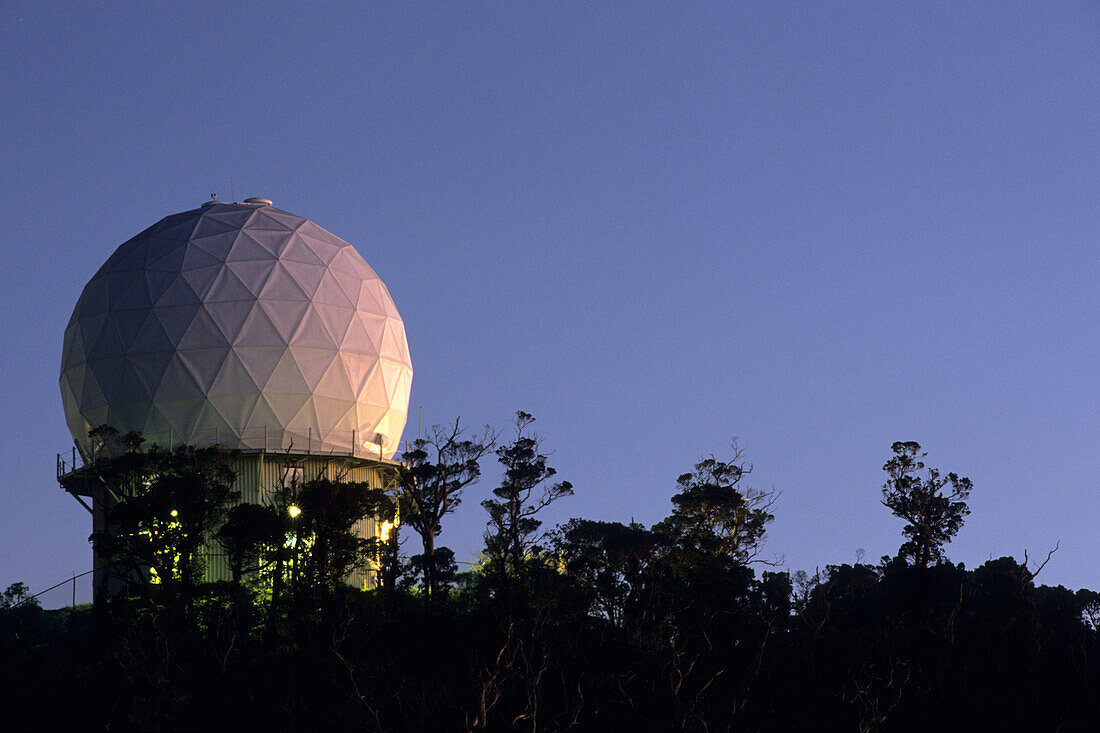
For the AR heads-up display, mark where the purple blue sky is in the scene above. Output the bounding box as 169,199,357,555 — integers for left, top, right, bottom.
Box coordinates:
1,2,1097,606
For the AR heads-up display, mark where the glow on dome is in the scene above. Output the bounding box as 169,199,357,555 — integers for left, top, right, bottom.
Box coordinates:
59,199,412,459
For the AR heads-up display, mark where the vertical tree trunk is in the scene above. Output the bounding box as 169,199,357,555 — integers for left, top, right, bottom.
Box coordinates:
424,530,437,604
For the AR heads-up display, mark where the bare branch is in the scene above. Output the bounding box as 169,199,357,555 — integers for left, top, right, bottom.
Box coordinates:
1024,540,1060,580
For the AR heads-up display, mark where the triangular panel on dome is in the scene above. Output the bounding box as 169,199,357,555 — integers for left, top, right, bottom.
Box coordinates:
208,348,260,397
233,345,288,388
317,304,356,348
190,231,239,261
352,402,389,444
154,274,200,308
391,368,412,407
358,310,389,352
392,319,412,360
74,311,107,356
227,259,278,298
86,317,126,361
324,268,361,308
260,262,311,302
87,356,126,408
349,312,386,354
153,214,201,243
227,230,279,263
237,302,288,347
355,278,389,315
246,227,292,258
312,272,355,308
60,364,85,407
288,346,340,388
285,260,327,296
379,320,409,363
149,399,206,447
189,400,236,446
140,402,176,446
265,392,310,431
80,406,109,437
59,379,79,428
355,361,389,407
281,234,328,267
62,316,84,357
103,239,139,268
106,400,154,437
379,360,409,405
206,266,255,303
139,236,184,269
315,354,355,400
290,397,322,434
107,359,156,405
290,305,339,350
143,269,178,304
153,354,207,402
76,275,110,317
246,394,281,430
206,393,260,436
152,302,202,344
252,207,301,231
110,275,154,313
192,214,243,241
181,244,224,272
130,348,174,400
178,305,232,350
333,248,380,281
260,298,310,344
112,241,152,272
145,242,189,273
333,352,376,397
73,365,107,412
206,299,254,343
296,231,344,266
267,350,311,396
177,347,232,394
106,268,137,304
180,264,223,300
321,396,359,433
113,307,151,353
60,365,87,412
127,310,175,355
311,395,357,439
250,205,299,225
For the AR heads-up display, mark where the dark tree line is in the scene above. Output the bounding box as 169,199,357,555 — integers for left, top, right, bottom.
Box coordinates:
3,423,1098,731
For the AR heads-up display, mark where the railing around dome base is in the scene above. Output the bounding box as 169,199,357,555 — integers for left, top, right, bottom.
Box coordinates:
57,426,398,479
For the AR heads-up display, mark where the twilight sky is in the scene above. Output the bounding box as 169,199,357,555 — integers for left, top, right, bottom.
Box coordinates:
1,1,1097,606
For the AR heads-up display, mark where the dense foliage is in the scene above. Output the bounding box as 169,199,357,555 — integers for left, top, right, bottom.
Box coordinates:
5,427,1098,731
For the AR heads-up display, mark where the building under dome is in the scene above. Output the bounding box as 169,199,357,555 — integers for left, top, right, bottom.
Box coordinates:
56,198,412,597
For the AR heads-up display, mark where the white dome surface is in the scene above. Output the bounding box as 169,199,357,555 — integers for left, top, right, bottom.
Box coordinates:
60,201,412,459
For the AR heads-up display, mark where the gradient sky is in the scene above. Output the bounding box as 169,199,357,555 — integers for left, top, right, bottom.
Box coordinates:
1,1,1097,607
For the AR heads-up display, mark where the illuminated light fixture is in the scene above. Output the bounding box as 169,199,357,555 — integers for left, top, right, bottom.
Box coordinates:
288,505,302,518
170,509,179,517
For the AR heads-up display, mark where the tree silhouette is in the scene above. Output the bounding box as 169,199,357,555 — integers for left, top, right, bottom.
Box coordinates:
482,412,573,579
398,419,496,604
881,441,972,568
655,442,776,564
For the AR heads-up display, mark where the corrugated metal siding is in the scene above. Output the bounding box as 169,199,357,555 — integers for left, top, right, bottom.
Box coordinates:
203,452,393,588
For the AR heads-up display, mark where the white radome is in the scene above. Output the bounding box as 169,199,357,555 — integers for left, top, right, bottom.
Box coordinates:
60,199,412,459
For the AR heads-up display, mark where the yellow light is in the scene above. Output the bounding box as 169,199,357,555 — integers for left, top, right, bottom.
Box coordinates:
170,509,178,517
379,520,393,542
288,505,302,518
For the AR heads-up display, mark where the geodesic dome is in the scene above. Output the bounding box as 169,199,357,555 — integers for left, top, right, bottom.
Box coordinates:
60,199,412,459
